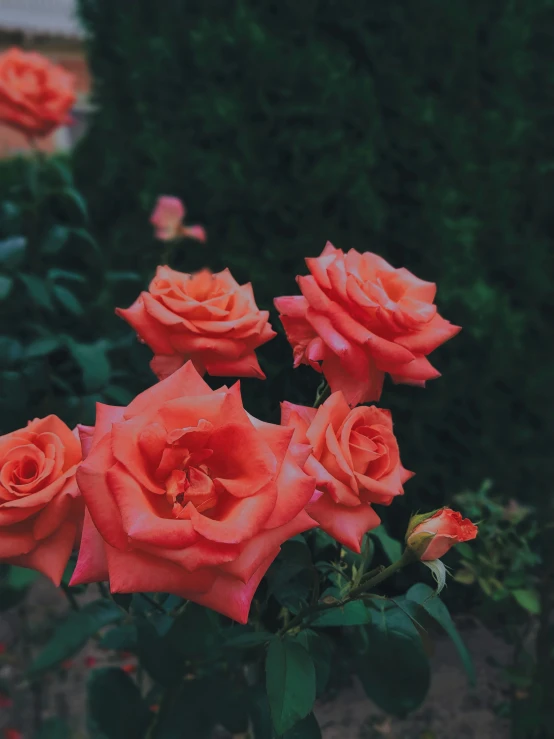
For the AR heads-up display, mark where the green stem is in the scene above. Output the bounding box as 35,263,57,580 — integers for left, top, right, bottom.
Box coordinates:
279,549,416,637
61,583,79,611
313,380,330,408
140,593,168,614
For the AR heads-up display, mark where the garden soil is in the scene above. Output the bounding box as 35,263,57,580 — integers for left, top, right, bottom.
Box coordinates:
0,578,510,739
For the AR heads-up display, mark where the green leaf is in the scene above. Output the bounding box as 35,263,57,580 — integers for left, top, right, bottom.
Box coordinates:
283,713,322,738
99,623,138,651
67,340,111,392
0,337,22,367
356,604,430,717
53,284,84,316
103,384,135,405
266,638,315,735
295,630,333,696
311,600,371,627
136,619,184,688
371,525,402,563
0,275,13,299
29,599,122,675
7,565,39,590
407,583,476,685
48,268,87,283
36,717,70,739
512,588,541,615
60,187,89,221
153,677,215,738
0,236,26,268
225,630,274,648
106,270,142,282
19,273,54,311
88,667,151,739
42,225,71,255
24,337,62,359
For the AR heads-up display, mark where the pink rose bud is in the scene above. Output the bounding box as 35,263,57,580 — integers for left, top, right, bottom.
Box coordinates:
150,196,186,241
181,224,207,243
406,507,477,561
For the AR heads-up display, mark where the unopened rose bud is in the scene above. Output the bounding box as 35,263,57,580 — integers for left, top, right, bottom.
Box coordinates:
406,507,478,561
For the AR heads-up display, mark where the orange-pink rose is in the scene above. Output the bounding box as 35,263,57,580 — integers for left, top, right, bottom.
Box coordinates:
0,416,83,584
0,48,75,138
116,266,276,381
71,362,317,623
275,242,461,406
406,508,478,561
150,196,206,243
282,392,413,552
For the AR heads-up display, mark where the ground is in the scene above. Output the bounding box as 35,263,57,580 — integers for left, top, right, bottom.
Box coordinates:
0,578,510,739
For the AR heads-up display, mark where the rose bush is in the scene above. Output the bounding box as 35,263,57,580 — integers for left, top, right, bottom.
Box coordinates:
70,361,317,623
0,416,83,584
0,48,75,138
275,242,461,406
282,392,412,552
116,266,276,381
406,507,478,560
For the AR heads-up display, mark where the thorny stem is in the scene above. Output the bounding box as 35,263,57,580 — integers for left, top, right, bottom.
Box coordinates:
278,549,416,637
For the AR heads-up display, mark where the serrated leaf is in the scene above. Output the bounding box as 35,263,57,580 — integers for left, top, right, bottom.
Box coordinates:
42,225,71,255
266,638,315,735
407,583,475,685
311,600,371,627
0,236,26,268
29,600,122,675
53,284,84,316
371,525,402,563
512,588,541,615
88,667,150,739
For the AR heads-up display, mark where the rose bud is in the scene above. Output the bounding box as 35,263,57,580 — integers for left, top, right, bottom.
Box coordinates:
406,508,478,561
150,196,206,243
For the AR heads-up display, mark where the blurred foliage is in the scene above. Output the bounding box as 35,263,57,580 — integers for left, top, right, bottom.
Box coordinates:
0,153,153,432
73,0,554,523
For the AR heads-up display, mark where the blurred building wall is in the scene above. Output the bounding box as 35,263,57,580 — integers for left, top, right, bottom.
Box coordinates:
0,0,91,156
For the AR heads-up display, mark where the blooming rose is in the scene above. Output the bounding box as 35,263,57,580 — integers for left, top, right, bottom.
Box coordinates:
150,196,207,243
406,508,478,561
117,266,276,381
0,48,75,138
70,362,316,623
275,242,461,406
282,392,413,552
0,416,83,584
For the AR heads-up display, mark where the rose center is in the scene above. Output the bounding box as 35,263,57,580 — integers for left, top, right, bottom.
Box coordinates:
165,450,217,518
14,457,39,484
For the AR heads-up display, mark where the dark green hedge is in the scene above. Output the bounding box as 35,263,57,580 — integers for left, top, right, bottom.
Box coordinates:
69,0,554,513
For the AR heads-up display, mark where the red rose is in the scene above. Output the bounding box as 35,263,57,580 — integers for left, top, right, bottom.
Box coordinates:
0,416,83,584
406,508,478,561
117,266,276,381
150,196,207,243
0,48,75,138
275,242,460,406
282,392,412,552
71,362,316,623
